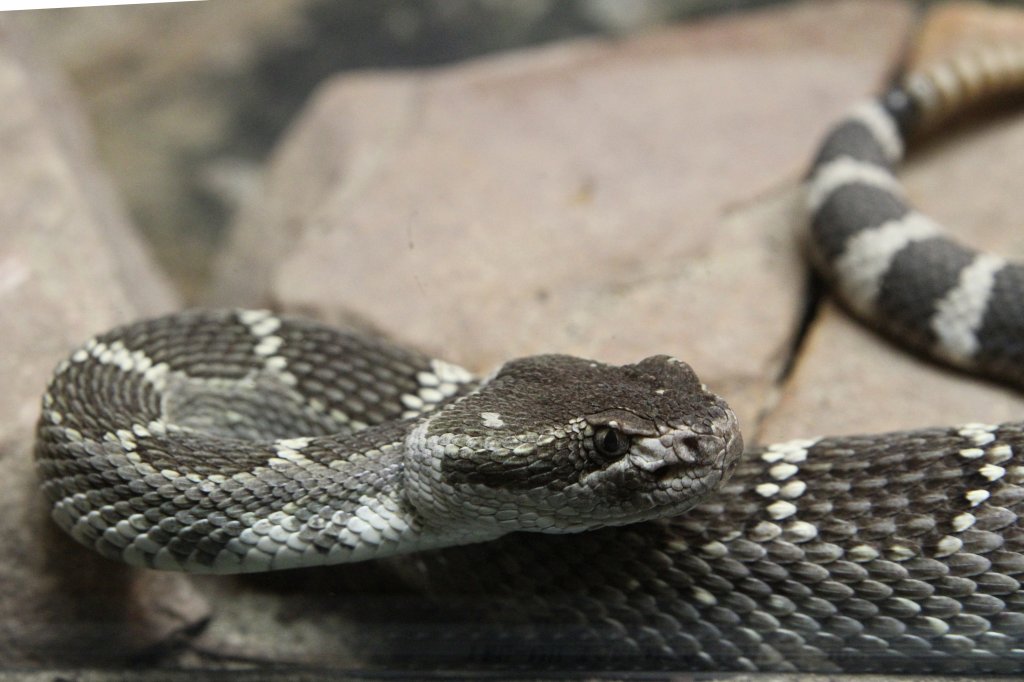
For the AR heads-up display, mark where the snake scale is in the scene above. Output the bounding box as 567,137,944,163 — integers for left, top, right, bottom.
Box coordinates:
33,44,1024,673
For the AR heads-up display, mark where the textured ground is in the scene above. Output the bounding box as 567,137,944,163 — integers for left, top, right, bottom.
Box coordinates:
2,0,1024,678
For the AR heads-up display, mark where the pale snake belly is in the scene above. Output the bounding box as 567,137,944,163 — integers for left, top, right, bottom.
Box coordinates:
33,45,1024,673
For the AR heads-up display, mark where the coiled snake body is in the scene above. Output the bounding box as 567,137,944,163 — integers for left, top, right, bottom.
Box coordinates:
34,46,1024,672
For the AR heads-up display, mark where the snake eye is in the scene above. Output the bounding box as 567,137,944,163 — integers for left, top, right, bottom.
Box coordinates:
594,426,630,458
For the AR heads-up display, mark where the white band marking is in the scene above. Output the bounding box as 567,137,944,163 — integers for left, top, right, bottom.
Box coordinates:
929,253,1006,364
806,156,903,214
833,212,943,315
847,100,903,163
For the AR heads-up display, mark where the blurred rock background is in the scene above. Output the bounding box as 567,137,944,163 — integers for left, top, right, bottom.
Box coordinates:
14,0,791,302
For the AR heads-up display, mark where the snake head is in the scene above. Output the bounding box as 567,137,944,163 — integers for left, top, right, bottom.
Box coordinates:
404,354,742,539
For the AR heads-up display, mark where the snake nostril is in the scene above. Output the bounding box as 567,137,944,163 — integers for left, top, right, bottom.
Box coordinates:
682,436,701,454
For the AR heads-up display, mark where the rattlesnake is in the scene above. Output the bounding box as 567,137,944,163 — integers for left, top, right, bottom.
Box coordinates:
34,44,1024,672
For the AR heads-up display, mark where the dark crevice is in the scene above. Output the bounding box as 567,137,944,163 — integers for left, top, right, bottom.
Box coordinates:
748,263,824,445
776,269,825,387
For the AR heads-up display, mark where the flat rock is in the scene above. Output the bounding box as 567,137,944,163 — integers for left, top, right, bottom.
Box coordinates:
213,0,913,437
10,0,319,301
0,20,207,665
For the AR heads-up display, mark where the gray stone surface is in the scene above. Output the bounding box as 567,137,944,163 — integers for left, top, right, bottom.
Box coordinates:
0,19,207,665
212,0,914,439
14,0,789,302
10,0,318,301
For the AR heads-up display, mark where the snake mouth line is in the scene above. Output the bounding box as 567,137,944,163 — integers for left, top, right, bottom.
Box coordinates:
655,460,693,483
